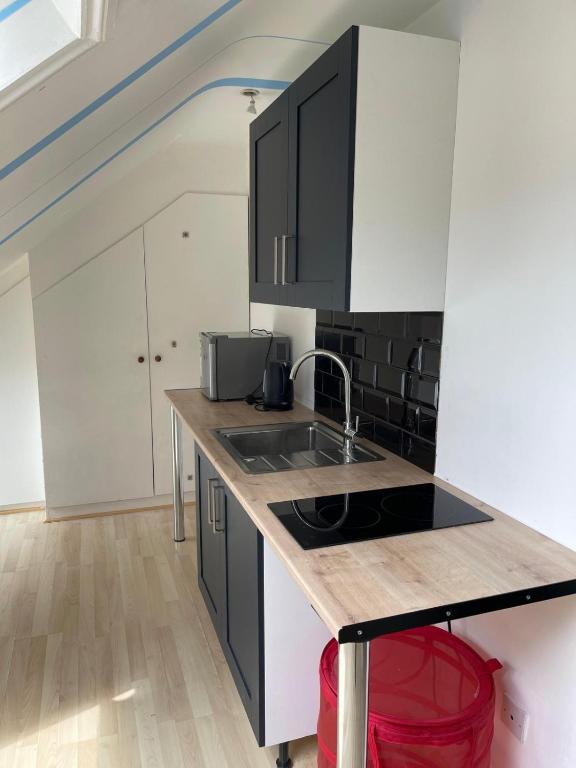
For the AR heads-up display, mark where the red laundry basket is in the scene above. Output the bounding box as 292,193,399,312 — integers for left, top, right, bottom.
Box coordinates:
317,626,502,768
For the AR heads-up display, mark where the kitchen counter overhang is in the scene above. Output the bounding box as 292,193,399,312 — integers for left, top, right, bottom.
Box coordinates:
166,388,576,643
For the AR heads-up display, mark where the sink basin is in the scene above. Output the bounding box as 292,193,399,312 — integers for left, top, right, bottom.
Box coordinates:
213,421,384,474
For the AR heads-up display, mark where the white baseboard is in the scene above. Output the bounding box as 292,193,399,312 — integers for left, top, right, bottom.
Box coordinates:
45,491,195,521
0,500,45,515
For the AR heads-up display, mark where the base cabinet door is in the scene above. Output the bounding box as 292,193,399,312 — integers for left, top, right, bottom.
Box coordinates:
223,491,263,743
195,448,226,638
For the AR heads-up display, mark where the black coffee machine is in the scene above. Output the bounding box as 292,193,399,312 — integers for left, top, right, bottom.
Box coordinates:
262,361,294,411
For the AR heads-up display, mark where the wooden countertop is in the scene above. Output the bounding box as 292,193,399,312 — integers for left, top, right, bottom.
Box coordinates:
167,389,576,642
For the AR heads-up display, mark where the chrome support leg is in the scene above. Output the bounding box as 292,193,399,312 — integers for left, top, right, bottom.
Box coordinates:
337,641,370,768
171,406,185,542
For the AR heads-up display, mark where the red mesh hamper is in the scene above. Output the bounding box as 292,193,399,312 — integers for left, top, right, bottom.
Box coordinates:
317,626,502,768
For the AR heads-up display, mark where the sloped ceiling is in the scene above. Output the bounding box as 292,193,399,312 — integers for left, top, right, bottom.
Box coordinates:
0,0,441,272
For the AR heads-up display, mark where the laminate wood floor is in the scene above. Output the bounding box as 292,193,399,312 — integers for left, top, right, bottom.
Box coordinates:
0,507,318,767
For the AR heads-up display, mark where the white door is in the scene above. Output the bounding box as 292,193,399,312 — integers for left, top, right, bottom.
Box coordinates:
144,193,249,495
34,230,154,508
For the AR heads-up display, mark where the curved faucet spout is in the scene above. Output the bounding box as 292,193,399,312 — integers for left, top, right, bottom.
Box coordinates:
290,349,359,456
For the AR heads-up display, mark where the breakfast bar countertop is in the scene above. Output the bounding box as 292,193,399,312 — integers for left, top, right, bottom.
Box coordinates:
166,388,576,642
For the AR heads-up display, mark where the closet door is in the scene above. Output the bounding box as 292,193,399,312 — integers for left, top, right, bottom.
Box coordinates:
144,193,249,496
34,230,154,508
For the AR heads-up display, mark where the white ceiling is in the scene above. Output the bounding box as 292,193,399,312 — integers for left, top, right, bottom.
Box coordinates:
0,0,441,273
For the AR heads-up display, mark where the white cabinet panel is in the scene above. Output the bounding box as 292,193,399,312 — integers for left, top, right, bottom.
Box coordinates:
144,193,249,496
35,230,154,508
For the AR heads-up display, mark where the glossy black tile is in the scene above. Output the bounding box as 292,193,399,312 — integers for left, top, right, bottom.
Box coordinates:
376,365,405,397
388,397,406,427
406,313,443,344
422,345,441,377
402,435,436,473
333,311,354,329
315,392,332,420
419,408,437,442
405,404,419,435
363,389,388,421
314,311,442,473
352,359,376,387
354,313,379,334
315,356,332,374
379,313,406,338
322,373,342,401
323,332,341,353
391,340,421,372
365,335,390,365
351,383,363,410
406,375,438,408
317,310,333,327
351,409,375,441
374,419,403,454
342,333,365,358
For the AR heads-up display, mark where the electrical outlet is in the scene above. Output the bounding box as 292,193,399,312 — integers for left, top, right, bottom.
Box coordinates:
502,693,529,743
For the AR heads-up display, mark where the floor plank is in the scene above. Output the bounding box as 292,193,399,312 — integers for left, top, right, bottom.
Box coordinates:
0,508,318,767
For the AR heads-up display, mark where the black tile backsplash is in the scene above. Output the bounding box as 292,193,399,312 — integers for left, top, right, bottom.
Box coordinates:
315,311,443,473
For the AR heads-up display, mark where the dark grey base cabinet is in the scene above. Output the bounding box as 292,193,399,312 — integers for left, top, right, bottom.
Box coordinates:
249,25,460,312
195,446,332,750
195,447,264,743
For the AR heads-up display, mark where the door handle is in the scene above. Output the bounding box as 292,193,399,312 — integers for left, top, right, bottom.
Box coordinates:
154,354,162,362
213,485,226,534
208,477,218,530
137,356,145,363
273,236,280,286
281,235,295,286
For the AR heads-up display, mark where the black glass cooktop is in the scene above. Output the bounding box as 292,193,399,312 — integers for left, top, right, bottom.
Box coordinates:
268,483,493,550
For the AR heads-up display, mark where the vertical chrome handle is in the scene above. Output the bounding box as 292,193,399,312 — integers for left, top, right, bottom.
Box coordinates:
214,485,226,534
208,477,218,531
273,236,280,285
281,235,295,286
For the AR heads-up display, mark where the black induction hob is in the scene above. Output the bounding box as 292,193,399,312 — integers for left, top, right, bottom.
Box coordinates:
268,483,493,550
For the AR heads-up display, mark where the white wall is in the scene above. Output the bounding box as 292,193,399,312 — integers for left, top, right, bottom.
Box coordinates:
249,304,316,407
407,2,576,766
0,276,45,508
28,139,248,296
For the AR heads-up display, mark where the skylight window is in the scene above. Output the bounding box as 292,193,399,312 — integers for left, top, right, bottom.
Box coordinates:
0,0,108,107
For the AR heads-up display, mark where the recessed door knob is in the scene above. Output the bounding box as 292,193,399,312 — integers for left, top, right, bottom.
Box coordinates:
137,356,145,363
155,354,162,362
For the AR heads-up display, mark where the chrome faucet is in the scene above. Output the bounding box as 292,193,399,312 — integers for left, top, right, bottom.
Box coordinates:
289,349,359,457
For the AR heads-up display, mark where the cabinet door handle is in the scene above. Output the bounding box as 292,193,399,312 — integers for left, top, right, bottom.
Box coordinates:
281,234,295,286
137,356,145,363
214,485,226,534
208,477,218,530
154,354,162,362
273,236,280,285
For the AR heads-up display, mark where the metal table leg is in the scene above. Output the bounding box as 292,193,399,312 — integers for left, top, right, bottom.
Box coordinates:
337,641,370,768
171,406,185,542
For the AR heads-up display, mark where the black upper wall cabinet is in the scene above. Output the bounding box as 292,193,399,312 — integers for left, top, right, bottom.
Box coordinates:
249,26,460,312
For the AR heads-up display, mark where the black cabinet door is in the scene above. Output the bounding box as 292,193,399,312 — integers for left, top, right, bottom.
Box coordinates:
222,490,263,744
195,448,226,639
285,26,358,310
249,91,289,305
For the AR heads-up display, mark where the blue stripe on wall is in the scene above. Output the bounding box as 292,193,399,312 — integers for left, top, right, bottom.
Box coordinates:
0,77,290,247
0,0,242,180
0,0,32,23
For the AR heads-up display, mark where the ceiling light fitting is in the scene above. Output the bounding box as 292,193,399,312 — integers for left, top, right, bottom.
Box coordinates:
242,88,260,115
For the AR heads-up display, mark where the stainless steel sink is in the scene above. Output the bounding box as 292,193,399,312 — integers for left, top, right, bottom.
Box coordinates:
213,421,384,474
